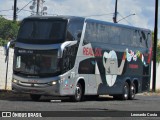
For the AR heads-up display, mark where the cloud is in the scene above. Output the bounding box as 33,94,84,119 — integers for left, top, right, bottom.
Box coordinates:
46,0,159,38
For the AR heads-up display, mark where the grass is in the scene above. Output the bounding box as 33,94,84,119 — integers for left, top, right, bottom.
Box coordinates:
155,89,160,93
142,89,160,96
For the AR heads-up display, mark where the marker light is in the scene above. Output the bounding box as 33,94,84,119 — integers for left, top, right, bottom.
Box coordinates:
13,79,18,83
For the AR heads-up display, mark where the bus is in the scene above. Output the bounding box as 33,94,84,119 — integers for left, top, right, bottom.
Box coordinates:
5,16,152,102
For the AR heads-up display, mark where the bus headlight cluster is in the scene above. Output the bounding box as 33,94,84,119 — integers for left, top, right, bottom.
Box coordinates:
48,81,57,86
52,81,57,85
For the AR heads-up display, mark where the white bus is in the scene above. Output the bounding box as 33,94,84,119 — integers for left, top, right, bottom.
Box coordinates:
5,16,152,102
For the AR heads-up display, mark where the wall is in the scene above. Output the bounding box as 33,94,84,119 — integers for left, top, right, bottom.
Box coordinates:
150,62,160,90
0,47,13,90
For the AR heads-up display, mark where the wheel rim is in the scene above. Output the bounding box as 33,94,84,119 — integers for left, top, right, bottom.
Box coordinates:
124,85,129,99
76,85,81,100
130,85,135,98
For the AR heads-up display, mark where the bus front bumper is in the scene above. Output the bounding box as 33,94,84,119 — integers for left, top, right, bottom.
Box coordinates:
12,82,60,96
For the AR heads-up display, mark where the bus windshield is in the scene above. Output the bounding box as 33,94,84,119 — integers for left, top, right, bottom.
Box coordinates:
17,19,67,44
13,48,60,77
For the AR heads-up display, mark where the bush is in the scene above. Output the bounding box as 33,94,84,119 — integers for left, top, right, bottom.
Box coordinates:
0,38,8,46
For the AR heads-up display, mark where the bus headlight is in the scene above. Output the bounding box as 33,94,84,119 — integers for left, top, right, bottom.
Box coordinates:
48,81,57,86
51,81,57,85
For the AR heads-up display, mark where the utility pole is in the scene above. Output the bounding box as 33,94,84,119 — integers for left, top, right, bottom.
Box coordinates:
113,0,118,23
152,0,159,92
13,0,17,21
36,0,40,15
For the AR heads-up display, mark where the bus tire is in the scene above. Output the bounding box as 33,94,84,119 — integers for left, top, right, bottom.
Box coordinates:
71,83,83,102
120,82,129,100
30,94,41,101
129,83,136,100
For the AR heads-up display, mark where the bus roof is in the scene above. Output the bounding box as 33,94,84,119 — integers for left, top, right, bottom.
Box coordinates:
23,15,85,21
23,15,151,32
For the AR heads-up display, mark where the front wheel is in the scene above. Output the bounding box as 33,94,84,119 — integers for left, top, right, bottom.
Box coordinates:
71,83,83,102
30,94,41,101
129,83,136,100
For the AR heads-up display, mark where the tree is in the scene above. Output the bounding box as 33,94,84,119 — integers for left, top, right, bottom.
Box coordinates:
157,43,160,62
0,16,20,46
0,16,20,40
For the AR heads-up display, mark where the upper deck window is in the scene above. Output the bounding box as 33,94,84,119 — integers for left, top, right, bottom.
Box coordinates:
17,19,67,44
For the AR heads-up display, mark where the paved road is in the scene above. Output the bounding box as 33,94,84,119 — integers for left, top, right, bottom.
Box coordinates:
0,92,160,119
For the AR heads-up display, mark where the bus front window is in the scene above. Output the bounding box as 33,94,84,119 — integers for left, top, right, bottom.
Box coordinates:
17,19,67,44
13,48,60,77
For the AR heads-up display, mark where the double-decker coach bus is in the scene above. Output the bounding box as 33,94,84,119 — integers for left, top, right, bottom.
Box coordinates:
6,16,152,102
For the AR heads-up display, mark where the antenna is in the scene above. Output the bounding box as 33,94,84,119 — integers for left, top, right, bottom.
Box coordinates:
30,0,47,16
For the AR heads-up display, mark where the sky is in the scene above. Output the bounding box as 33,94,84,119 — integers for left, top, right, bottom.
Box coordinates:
0,0,160,39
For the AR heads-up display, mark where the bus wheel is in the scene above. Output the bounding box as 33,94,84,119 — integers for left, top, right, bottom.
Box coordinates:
30,94,41,101
120,82,129,100
71,83,83,102
129,83,136,100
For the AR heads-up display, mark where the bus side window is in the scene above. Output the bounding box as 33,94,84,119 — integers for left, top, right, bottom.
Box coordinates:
120,28,129,46
66,19,84,41
83,23,91,45
66,31,75,41
147,33,151,48
109,26,120,45
138,31,147,48
83,30,89,45
97,24,108,43
132,30,137,47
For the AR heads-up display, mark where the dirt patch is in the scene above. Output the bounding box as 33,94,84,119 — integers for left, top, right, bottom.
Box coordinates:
142,92,160,96
0,91,29,100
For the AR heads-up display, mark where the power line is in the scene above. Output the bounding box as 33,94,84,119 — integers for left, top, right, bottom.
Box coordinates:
0,14,13,16
117,13,135,23
17,0,33,14
0,9,12,12
83,13,114,17
118,13,134,26
22,9,36,13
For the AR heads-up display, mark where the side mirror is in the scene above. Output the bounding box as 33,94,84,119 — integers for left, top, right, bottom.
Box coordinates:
4,40,15,62
4,41,11,56
3,44,7,56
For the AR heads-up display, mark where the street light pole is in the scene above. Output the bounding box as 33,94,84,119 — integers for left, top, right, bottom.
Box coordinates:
13,0,17,21
152,0,159,92
113,0,118,23
36,0,40,15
